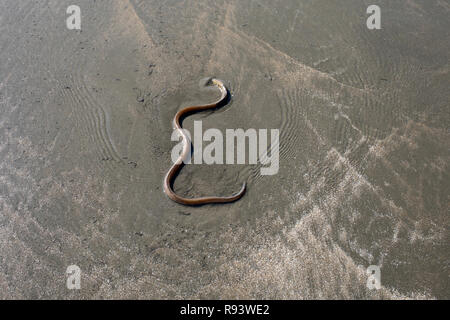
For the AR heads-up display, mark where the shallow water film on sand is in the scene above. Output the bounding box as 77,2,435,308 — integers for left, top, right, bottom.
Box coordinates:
0,0,448,299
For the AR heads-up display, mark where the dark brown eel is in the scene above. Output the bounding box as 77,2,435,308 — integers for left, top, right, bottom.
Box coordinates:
163,78,246,205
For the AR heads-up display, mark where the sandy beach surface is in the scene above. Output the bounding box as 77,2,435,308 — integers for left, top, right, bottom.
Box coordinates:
0,0,448,299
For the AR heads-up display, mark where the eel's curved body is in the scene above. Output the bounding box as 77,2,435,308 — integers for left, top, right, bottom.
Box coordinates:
164,78,246,205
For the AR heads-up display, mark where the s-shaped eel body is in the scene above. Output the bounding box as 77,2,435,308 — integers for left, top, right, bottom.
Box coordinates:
163,78,246,205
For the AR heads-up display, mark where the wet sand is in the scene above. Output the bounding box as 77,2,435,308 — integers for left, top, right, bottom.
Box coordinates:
0,0,448,299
